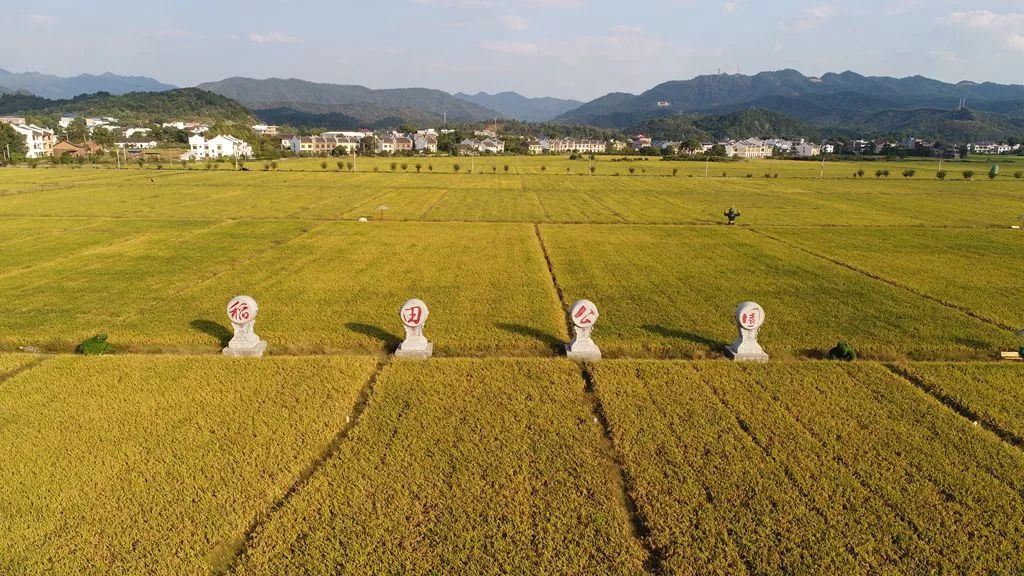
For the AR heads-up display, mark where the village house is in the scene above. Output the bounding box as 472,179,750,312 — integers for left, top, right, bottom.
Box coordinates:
322,130,372,139
53,140,104,157
794,141,821,157
527,141,543,155
8,123,56,158
377,135,414,154
413,132,438,153
459,138,505,154
0,116,26,125
629,134,653,150
732,138,773,158
251,124,279,136
181,134,253,160
287,135,360,155
116,141,159,150
123,128,151,139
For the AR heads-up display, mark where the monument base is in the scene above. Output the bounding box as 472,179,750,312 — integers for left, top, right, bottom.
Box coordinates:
725,345,768,362
566,345,602,362
396,342,433,359
222,340,267,358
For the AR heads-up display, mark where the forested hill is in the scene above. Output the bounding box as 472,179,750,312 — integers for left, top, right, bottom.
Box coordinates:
0,88,256,125
557,69,1024,141
198,77,499,126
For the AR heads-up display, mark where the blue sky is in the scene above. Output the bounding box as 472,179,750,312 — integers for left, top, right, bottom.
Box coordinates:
3,0,1023,100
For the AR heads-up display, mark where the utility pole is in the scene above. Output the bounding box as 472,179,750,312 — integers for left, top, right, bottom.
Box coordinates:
819,154,826,179
705,155,710,178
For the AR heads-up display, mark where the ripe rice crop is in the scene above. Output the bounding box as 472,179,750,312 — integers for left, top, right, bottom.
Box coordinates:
235,358,648,575
541,224,1016,359
900,362,1024,442
0,354,377,574
762,227,1024,330
0,220,566,355
590,360,1024,574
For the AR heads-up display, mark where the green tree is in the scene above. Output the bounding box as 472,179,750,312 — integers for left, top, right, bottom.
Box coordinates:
0,123,28,160
902,169,916,178
963,170,975,180
936,170,947,180
65,117,88,143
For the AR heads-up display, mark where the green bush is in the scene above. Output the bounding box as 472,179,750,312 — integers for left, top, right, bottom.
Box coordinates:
828,341,856,361
78,333,112,355
936,170,947,180
1013,171,1022,179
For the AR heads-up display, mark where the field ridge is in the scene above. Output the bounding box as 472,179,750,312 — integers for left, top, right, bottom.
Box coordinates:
747,227,1019,334
580,363,664,573
223,357,391,574
885,363,1024,450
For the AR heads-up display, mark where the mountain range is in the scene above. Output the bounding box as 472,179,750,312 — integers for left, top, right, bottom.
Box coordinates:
197,77,500,128
0,68,176,100
0,88,254,125
453,92,582,122
556,70,1024,141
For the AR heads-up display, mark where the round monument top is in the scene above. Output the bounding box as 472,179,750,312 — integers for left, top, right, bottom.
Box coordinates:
227,295,258,324
400,298,429,328
735,301,764,331
569,299,599,328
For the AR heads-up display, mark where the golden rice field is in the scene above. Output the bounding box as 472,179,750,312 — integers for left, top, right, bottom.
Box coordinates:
0,160,1022,574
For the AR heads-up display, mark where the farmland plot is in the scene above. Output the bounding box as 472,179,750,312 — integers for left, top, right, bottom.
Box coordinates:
0,219,565,355
900,362,1024,442
0,354,378,575
541,224,1017,359
590,360,1024,575
762,227,1024,330
235,358,648,575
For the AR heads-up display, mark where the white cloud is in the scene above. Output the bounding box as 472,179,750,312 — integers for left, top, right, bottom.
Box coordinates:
1009,34,1024,52
722,2,736,15
612,24,643,34
481,40,540,54
781,5,836,32
945,10,1024,29
500,14,528,31
23,13,55,25
248,32,298,44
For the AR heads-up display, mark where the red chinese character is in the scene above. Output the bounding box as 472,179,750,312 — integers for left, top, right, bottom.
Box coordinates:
403,306,423,325
574,305,595,325
742,310,757,328
229,301,250,322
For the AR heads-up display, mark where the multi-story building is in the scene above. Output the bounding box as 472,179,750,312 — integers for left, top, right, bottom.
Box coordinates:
413,133,438,153
182,134,253,160
377,136,413,154
251,124,279,136
794,142,821,157
458,138,505,154
287,135,360,155
9,123,55,158
732,138,773,158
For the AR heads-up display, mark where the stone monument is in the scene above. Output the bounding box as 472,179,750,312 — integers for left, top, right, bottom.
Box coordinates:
566,299,601,361
396,298,433,359
725,301,768,362
223,295,267,357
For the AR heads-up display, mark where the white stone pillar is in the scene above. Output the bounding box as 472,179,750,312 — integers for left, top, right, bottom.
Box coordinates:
566,299,602,361
222,295,268,357
396,298,433,359
725,301,768,362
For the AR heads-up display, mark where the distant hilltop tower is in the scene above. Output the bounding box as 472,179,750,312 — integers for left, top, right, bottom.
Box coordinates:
957,97,966,110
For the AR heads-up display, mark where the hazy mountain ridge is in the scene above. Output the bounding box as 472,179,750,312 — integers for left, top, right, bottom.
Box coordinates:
198,77,501,126
0,68,175,100
453,91,582,122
